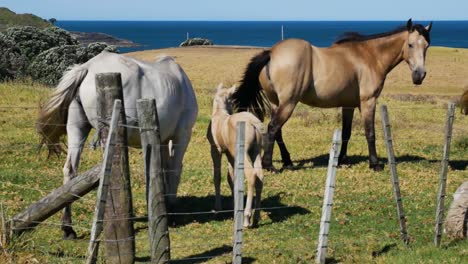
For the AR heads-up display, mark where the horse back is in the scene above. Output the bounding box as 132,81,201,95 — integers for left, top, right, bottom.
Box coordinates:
78,52,197,143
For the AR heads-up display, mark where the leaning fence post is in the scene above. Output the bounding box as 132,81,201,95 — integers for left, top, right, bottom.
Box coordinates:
137,99,170,263
232,122,245,264
434,102,456,246
96,73,135,263
316,129,341,264
380,105,409,245
86,100,121,264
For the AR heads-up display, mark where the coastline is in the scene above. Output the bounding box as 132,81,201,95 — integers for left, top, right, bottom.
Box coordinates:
70,31,139,48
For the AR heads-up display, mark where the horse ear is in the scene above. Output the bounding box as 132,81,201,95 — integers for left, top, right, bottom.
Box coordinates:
406,18,413,32
426,21,433,32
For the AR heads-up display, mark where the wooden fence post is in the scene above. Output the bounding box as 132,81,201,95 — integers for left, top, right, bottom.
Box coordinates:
316,129,342,264
137,99,170,263
86,100,122,264
96,73,135,263
232,122,245,264
380,105,409,245
9,165,101,235
434,102,456,246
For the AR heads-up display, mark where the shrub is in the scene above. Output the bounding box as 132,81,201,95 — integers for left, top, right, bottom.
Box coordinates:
0,26,78,61
0,38,27,80
180,37,213,47
28,43,117,86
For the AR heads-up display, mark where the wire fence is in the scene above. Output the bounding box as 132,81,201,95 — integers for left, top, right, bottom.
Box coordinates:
1,102,467,263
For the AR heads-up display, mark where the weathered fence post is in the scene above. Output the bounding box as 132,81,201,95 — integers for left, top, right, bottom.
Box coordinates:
232,122,245,264
137,99,170,263
316,129,342,264
380,105,409,245
86,100,122,264
434,102,456,246
96,73,135,263
9,165,101,235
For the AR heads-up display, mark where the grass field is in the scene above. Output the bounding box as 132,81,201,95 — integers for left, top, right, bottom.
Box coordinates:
0,46,467,263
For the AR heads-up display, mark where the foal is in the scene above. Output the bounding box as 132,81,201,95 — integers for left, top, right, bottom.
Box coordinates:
207,84,265,227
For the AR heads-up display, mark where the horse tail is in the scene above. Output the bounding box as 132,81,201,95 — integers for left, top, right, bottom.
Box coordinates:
36,66,88,157
231,50,271,121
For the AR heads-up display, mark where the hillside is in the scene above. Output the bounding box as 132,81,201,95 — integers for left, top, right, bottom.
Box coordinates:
0,7,51,31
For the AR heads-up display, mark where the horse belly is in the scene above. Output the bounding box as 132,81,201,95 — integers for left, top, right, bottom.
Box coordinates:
300,84,359,108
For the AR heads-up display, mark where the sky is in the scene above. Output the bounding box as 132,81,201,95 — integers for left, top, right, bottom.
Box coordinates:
1,0,467,21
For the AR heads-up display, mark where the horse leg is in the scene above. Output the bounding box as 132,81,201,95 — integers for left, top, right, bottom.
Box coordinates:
360,98,383,171
227,159,234,197
165,129,192,211
275,128,293,169
338,107,355,165
263,103,297,172
243,155,256,228
252,152,264,227
210,145,222,211
62,100,91,239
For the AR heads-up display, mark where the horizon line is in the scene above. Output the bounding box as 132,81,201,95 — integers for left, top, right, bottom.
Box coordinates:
55,19,466,22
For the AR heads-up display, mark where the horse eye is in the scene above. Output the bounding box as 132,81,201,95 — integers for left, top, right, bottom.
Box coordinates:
408,43,413,48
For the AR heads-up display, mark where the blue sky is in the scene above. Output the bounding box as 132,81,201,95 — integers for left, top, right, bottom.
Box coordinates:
1,0,467,21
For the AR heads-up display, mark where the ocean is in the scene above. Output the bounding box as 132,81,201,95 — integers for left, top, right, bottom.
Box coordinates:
56,21,468,53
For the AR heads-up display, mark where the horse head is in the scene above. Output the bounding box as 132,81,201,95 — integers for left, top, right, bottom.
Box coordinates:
402,19,433,85
213,83,237,115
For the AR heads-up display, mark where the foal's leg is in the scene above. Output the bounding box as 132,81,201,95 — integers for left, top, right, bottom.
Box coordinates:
210,145,222,211
62,100,91,239
360,98,383,171
243,156,255,228
252,152,264,227
263,103,297,172
227,156,234,197
338,107,355,165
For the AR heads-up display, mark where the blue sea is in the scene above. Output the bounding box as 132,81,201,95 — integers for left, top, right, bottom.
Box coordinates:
56,21,468,53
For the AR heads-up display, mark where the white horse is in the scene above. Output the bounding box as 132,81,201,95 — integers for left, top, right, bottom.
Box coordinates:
37,51,198,239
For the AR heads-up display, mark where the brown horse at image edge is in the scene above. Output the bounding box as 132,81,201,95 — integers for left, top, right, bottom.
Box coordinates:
231,19,433,171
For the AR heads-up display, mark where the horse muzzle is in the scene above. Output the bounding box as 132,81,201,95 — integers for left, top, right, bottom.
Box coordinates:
412,69,426,85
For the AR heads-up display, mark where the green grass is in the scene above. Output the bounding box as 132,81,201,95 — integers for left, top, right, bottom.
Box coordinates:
1,62,468,263
0,7,51,31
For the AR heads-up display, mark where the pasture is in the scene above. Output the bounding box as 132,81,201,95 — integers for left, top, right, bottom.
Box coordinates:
0,46,467,263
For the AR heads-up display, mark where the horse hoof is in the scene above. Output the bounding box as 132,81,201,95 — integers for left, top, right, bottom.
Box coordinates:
266,166,280,174
63,230,77,240
282,161,294,170
338,155,349,165
370,163,384,171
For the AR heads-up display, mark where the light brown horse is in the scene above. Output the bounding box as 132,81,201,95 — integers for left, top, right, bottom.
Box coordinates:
460,89,468,115
207,84,265,227
232,19,432,171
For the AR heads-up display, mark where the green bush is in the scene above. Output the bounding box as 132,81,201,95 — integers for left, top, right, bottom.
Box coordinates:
28,43,117,86
0,26,78,61
0,38,27,80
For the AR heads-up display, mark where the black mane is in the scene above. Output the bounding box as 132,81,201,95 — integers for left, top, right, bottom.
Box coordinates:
335,24,430,45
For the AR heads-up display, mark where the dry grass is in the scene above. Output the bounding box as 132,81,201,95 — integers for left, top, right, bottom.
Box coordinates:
0,46,467,263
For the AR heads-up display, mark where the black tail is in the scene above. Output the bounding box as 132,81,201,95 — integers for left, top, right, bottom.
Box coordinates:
231,50,271,121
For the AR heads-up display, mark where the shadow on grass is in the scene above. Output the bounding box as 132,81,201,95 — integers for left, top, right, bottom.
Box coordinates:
168,193,309,227
169,244,247,263
372,243,397,257
285,154,467,171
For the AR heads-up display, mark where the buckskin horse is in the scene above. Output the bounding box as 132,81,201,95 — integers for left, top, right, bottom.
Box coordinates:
232,19,432,171
37,51,198,239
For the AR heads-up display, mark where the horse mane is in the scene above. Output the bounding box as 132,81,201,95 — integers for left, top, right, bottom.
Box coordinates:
335,24,430,45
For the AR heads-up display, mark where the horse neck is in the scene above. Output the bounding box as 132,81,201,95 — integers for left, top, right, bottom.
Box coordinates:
212,101,230,118
364,31,407,76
